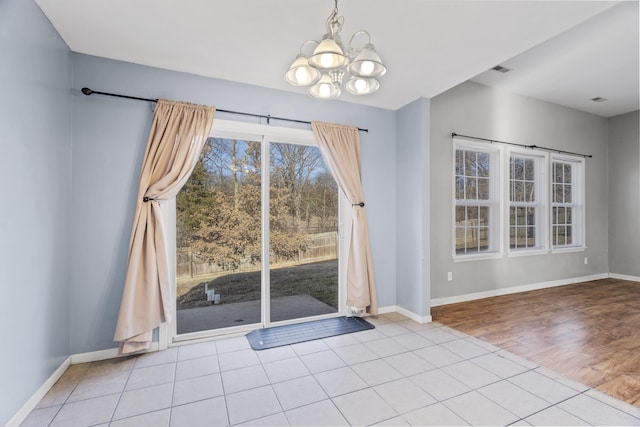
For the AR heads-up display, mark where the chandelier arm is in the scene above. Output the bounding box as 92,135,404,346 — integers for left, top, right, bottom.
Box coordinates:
299,40,319,56
348,30,372,52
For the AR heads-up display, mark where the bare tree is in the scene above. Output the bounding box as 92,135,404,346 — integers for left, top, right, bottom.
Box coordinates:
270,144,323,229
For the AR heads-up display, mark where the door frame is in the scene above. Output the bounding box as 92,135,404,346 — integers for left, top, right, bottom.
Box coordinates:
163,119,349,347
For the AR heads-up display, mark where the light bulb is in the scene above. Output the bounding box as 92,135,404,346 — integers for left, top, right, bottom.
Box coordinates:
319,83,331,98
295,67,309,83
355,78,367,93
345,76,379,96
360,61,375,76
320,53,334,68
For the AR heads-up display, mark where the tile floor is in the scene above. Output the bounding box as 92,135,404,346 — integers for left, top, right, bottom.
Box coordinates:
20,313,640,426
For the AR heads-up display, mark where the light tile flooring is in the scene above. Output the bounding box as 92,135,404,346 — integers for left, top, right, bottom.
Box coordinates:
21,313,640,426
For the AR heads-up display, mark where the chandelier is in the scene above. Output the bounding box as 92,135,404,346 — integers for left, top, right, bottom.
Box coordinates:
284,0,386,100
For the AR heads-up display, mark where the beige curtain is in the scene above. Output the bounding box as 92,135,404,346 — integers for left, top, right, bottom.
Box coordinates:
311,121,378,315
114,99,216,354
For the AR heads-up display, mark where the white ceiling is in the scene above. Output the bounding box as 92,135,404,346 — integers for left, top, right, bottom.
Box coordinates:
35,0,639,116
471,1,639,117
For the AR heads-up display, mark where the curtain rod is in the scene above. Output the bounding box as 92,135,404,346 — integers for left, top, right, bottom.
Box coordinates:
81,87,369,133
451,132,592,158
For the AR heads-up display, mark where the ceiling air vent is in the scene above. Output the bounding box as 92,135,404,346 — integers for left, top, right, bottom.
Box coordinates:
590,97,608,103
492,65,511,73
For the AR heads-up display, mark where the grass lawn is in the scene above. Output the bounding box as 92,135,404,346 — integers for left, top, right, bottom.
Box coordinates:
177,259,338,310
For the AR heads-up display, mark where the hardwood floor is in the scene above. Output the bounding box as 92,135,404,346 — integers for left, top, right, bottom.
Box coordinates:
431,278,640,407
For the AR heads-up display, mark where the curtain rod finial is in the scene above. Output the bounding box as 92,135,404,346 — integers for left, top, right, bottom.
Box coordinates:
81,87,93,96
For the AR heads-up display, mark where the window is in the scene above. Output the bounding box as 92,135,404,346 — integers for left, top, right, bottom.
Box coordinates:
551,156,584,249
454,143,500,256
453,138,586,260
508,152,546,251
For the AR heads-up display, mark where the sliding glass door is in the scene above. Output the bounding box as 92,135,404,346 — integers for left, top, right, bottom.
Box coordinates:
173,121,343,339
175,137,263,334
269,142,339,323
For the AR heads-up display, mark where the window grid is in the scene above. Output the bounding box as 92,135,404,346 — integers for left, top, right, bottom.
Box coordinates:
509,156,538,250
455,148,493,255
552,161,574,247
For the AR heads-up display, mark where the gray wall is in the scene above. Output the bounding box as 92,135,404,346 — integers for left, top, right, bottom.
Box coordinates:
430,81,609,301
0,0,72,424
396,98,431,317
608,111,640,277
70,53,397,353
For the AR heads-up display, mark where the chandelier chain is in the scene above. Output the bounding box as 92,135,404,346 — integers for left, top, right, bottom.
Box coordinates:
326,0,344,35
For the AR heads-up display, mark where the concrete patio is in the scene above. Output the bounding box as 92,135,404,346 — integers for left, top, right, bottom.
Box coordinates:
176,294,337,334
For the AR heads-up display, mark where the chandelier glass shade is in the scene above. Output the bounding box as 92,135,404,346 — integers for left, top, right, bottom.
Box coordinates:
284,0,386,100
309,35,348,70
308,74,341,99
285,53,321,87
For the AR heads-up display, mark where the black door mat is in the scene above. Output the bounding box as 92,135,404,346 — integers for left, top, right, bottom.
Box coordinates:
246,316,374,350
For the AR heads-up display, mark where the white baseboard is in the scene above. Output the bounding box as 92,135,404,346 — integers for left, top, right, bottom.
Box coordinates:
71,342,159,364
70,347,121,364
6,356,71,427
8,342,160,427
608,272,640,282
430,273,609,307
395,305,432,324
376,305,396,315
377,305,432,324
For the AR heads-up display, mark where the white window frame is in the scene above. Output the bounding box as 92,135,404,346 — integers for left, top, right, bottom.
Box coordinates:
452,139,503,261
550,154,586,252
506,149,549,256
450,139,587,263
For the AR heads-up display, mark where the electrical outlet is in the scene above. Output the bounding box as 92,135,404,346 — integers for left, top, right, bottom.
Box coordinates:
447,272,453,281
584,257,588,265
